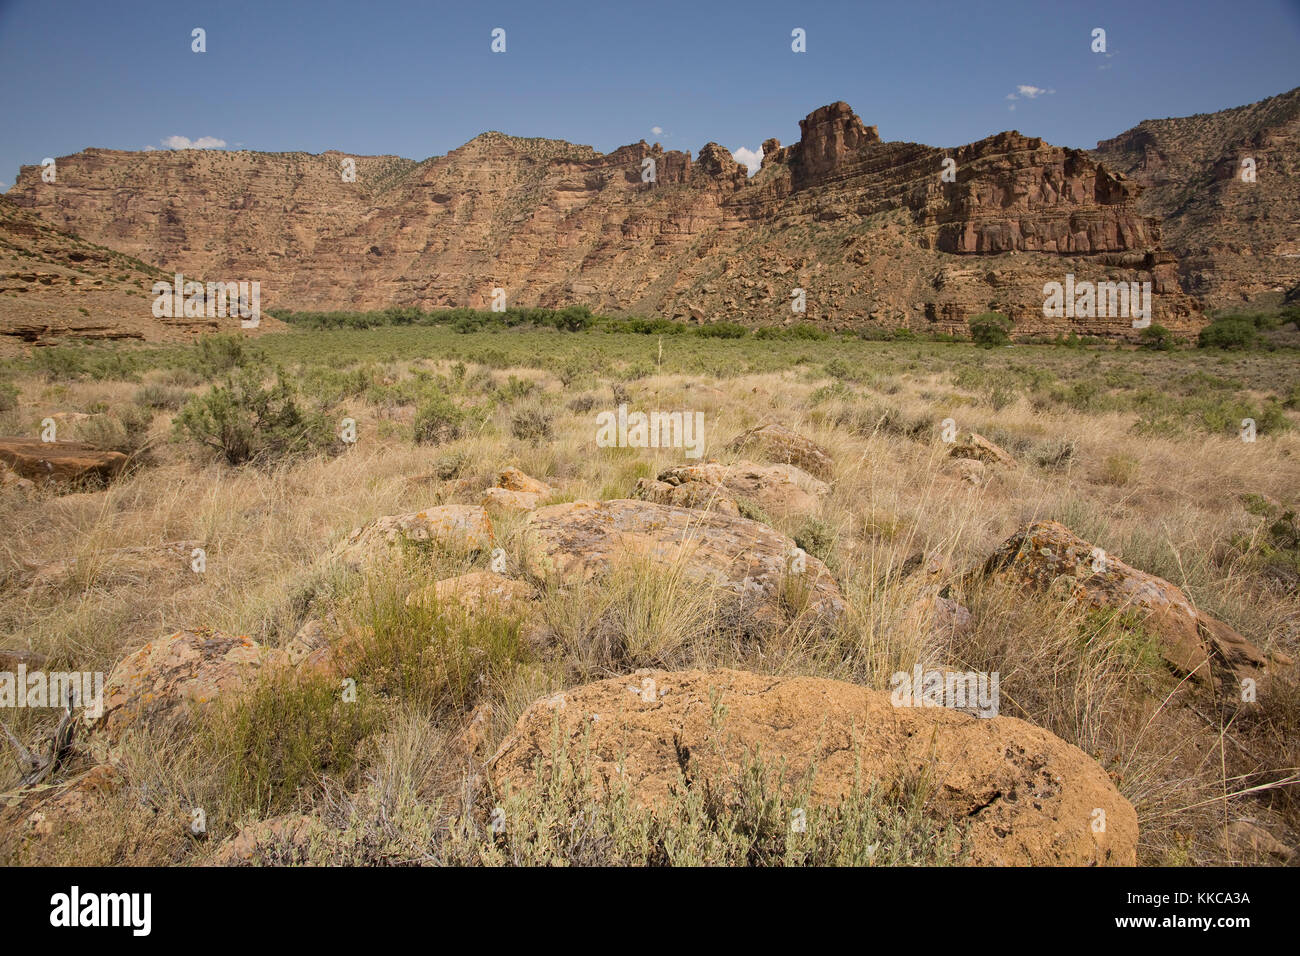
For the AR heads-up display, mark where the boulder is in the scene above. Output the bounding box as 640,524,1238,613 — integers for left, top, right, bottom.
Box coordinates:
210,813,318,865
406,570,534,615
727,423,835,480
284,619,335,673
646,460,827,518
904,592,975,643
0,460,36,494
497,467,552,497
489,668,1138,866
0,437,127,485
949,433,1016,468
0,647,46,672
632,477,741,516
0,763,123,856
984,521,1271,686
522,499,843,623
953,457,988,486
481,486,540,513
87,629,276,744
336,505,494,567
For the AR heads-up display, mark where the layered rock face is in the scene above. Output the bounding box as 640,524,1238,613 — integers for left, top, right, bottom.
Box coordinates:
1094,86,1300,310
8,101,1204,338
0,194,286,345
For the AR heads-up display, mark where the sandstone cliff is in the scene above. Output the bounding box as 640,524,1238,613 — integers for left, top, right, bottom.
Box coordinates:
0,195,283,346
7,101,1210,338
1094,86,1300,311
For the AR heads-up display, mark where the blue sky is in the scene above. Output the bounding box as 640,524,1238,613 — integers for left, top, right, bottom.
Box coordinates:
1,0,1297,190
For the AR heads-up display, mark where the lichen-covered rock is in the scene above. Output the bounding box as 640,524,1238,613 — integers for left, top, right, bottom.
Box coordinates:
481,487,540,513
726,424,835,480
87,629,276,743
490,668,1138,866
949,433,1016,468
645,460,828,518
632,477,740,516
336,505,494,566
496,467,552,497
984,521,1272,686
522,499,843,623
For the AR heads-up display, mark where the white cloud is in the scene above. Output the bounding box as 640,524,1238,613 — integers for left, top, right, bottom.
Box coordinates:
1006,85,1055,102
651,126,663,136
732,146,763,176
157,135,227,150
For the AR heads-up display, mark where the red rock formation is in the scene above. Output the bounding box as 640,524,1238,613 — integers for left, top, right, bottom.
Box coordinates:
6,102,1208,338
1094,85,1300,310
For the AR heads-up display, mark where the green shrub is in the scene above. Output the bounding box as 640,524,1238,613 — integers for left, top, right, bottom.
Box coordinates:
0,380,18,413
1139,324,1174,350
199,670,378,817
175,367,336,465
1196,314,1276,350
511,407,554,443
968,313,1012,349
794,517,836,564
413,391,467,445
695,322,749,339
195,333,257,374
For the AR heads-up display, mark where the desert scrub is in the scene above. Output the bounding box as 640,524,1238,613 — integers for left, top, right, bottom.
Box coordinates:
335,567,530,717
174,366,337,465
198,668,380,818
412,390,467,444
133,382,190,410
794,517,836,565
80,403,154,458
248,744,966,866
510,406,553,443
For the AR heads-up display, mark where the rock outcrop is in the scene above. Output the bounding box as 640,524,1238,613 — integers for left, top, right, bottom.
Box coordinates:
984,521,1274,688
0,195,282,344
0,437,127,485
87,629,275,744
489,668,1138,866
335,505,495,567
1094,86,1300,310
521,499,843,623
634,459,828,518
726,423,835,480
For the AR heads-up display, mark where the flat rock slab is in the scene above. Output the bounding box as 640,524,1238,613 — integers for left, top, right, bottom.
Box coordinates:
490,668,1138,866
0,437,127,484
522,499,843,622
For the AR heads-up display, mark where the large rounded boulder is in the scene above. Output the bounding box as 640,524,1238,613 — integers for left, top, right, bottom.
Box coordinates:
489,668,1138,866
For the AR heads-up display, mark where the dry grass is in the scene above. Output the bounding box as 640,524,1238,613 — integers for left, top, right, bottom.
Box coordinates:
1,331,1298,865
